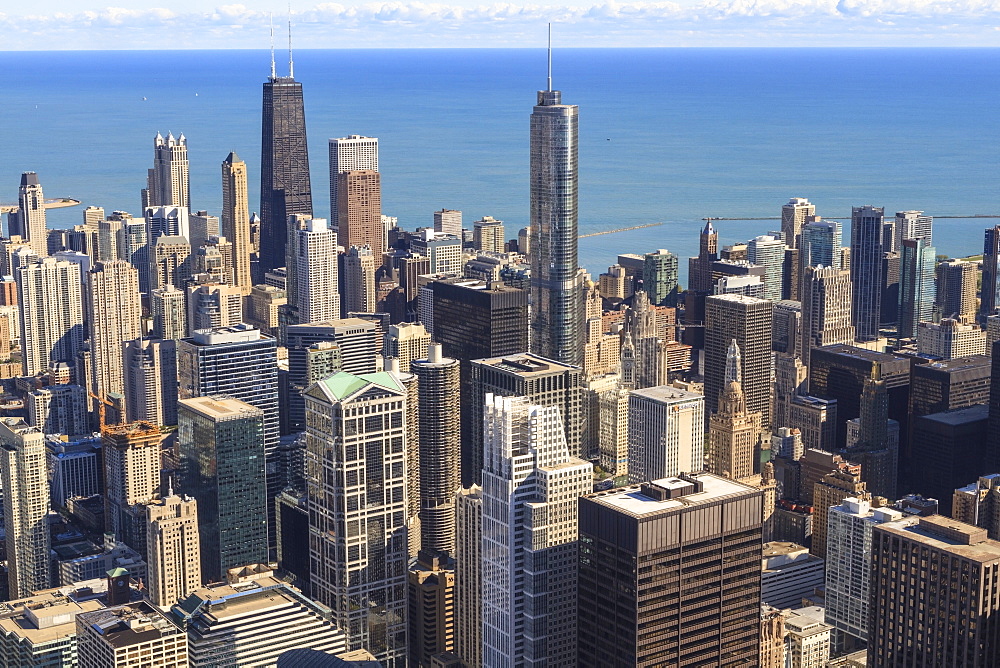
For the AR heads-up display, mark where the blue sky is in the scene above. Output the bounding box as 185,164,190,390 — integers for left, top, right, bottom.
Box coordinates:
5,1,1000,49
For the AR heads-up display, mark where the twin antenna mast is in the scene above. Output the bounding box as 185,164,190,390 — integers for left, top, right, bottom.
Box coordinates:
269,9,295,79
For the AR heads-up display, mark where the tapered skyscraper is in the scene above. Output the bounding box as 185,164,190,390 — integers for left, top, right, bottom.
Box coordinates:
529,29,582,366
221,152,253,295
260,42,312,274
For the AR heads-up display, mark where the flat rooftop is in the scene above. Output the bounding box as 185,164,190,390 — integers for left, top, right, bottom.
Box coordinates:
629,384,703,404
475,352,580,375
920,404,989,427
585,473,758,517
876,515,1000,563
178,396,262,420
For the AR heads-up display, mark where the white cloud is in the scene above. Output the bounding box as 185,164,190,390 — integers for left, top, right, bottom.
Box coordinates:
3,0,1000,47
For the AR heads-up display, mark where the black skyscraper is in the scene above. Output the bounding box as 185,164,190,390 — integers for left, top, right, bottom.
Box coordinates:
260,67,312,275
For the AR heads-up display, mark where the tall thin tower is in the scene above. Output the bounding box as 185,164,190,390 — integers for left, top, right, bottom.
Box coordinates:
221,152,253,295
260,19,313,274
16,172,48,257
144,132,190,210
529,25,582,366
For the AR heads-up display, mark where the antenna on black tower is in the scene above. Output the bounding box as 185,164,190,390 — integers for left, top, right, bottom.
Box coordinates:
288,4,295,79
547,23,553,92
270,13,276,78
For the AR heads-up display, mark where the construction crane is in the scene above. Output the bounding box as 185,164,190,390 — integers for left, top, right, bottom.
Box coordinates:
88,391,115,433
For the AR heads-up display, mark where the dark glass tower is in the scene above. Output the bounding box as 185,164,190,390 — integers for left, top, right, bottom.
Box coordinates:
529,41,582,366
850,205,884,341
260,69,312,274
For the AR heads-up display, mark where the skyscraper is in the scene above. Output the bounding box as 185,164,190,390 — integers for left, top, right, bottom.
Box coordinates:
748,235,786,302
800,266,854,365
329,135,378,230
850,205,885,341
455,485,483,668
88,260,141,407
385,322,430,373
342,245,376,315
627,386,704,483
143,132,190,210
0,417,50,598
124,338,178,427
18,257,85,377
897,237,937,339
260,55,313,274
936,258,978,323
149,235,192,291
708,373,761,480
800,219,842,271
337,172,384,262
221,151,253,295
894,209,932,249
473,216,505,253
529,40,582,366
433,209,463,236
982,226,1000,320
781,197,815,251
641,249,679,306
304,371,410,666
146,492,201,607
102,421,163,547
704,294,773,427
16,172,48,256
481,394,592,668
289,217,340,323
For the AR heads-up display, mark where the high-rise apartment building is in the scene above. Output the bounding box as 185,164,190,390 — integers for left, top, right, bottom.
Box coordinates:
0,418,50,598
337,172,383,261
290,217,340,323
16,172,48,256
342,245,377,315
473,216,505,253
304,371,410,666
88,261,141,406
329,135,378,229
143,132,190,210
936,258,977,323
103,421,163,546
642,248,679,307
188,210,219,249
178,396,268,583
433,209,463,236
811,468,868,561
145,205,191,243
221,151,253,294
627,386,704,483
578,474,764,667
800,266,854,365
150,235,192,291
898,237,936,339
150,283,188,340
18,257,85,377
704,294,773,426
894,209,932,249
260,65,313,274
186,282,243,332
782,197,815,252
529,68,582,367
481,394,592,668
27,384,89,438
146,492,201,607
748,235,786,302
385,322,430,373
917,318,988,358
410,344,460,553
455,485,483,668
124,338,178,427
850,205,885,341
870,515,1000,667
407,551,456,666
983,225,1000,320
800,219,842,271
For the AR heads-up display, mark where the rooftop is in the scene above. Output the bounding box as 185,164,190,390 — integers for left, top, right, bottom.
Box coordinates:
920,404,989,427
876,515,1000,563
629,384,703,404
79,601,182,649
585,473,759,517
178,396,262,421
475,352,580,375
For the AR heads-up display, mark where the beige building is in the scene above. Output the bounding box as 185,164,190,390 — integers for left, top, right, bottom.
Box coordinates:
800,265,854,365
708,380,761,480
472,216,505,253
386,322,431,373
151,283,188,340
811,469,870,561
18,258,85,377
0,418,50,598
150,235,192,291
245,284,286,336
124,338,178,427
917,317,988,359
408,551,456,666
598,385,629,477
760,605,787,668
783,606,831,668
337,170,383,261
454,486,482,668
146,493,201,608
88,261,141,407
186,282,243,332
103,422,163,541
433,209,462,236
77,601,187,668
221,152,253,295
0,590,104,666
342,245,377,315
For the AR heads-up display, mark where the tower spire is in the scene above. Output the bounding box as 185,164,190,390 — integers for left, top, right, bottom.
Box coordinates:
547,23,552,92
269,13,276,79
288,5,294,79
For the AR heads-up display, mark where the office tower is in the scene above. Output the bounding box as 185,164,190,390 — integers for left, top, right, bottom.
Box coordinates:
188,211,219,249
598,264,628,299
641,248,679,306
187,282,243,332
761,542,825,609
688,219,719,293
150,235,192,291
708,374,761,480
408,551,456,665
15,172,48,256
983,225,1000,319
953,474,1000,540
145,205,190,244
808,345,910,450
627,386,704,483
77,602,187,668
260,59,313,274
772,353,807,430
144,132,190,209
291,217,340,323
800,219,842,271
0,418,50,598
870,516,1000,666
761,607,788,668
337,171,383,261
599,385,630,477
304,371,410,666
192,236,233,284
410,344,460,553
27,384,89,438
433,209,462,236
578,474,764,667
114,213,150,290
103,422,162,543
468,353,582,481
18,258,84,377
87,260,141,407
800,266,854,365
909,354,990,422
529,62,582,367
385,322,430,372
782,197,815,251
124,338,178,427
797,448,858,504
172,572,347,665
481,394,591,668
936,258,977,322
811,469,868,560
826,498,911,644
472,216,505,253
704,294,772,426
455,486,482,668
146,492,201,607
220,152,253,294
910,404,988,515
894,209,932,248
897,237,936,339
342,245,376,315
772,300,801,356
150,283,187,340
177,396,267,583
0,590,106,664
246,284,287,336
782,609,831,668
412,229,463,274
328,135,378,226
748,235,785,302
917,318,988,358
850,205,884,340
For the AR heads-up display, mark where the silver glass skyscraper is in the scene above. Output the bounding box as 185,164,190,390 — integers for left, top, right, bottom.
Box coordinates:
529,39,582,366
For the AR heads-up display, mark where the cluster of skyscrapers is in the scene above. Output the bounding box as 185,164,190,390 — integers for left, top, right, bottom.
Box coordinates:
4,40,1000,668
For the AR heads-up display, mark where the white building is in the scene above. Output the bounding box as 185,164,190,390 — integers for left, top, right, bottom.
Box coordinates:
784,606,831,668
17,258,85,377
342,245,376,315
0,418,50,598
145,132,190,210
599,385,630,477
916,318,988,359
329,135,379,229
88,260,141,404
481,394,592,668
627,386,704,483
747,234,786,302
292,217,340,323
385,322,430,373
760,542,825,610
455,486,483,668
